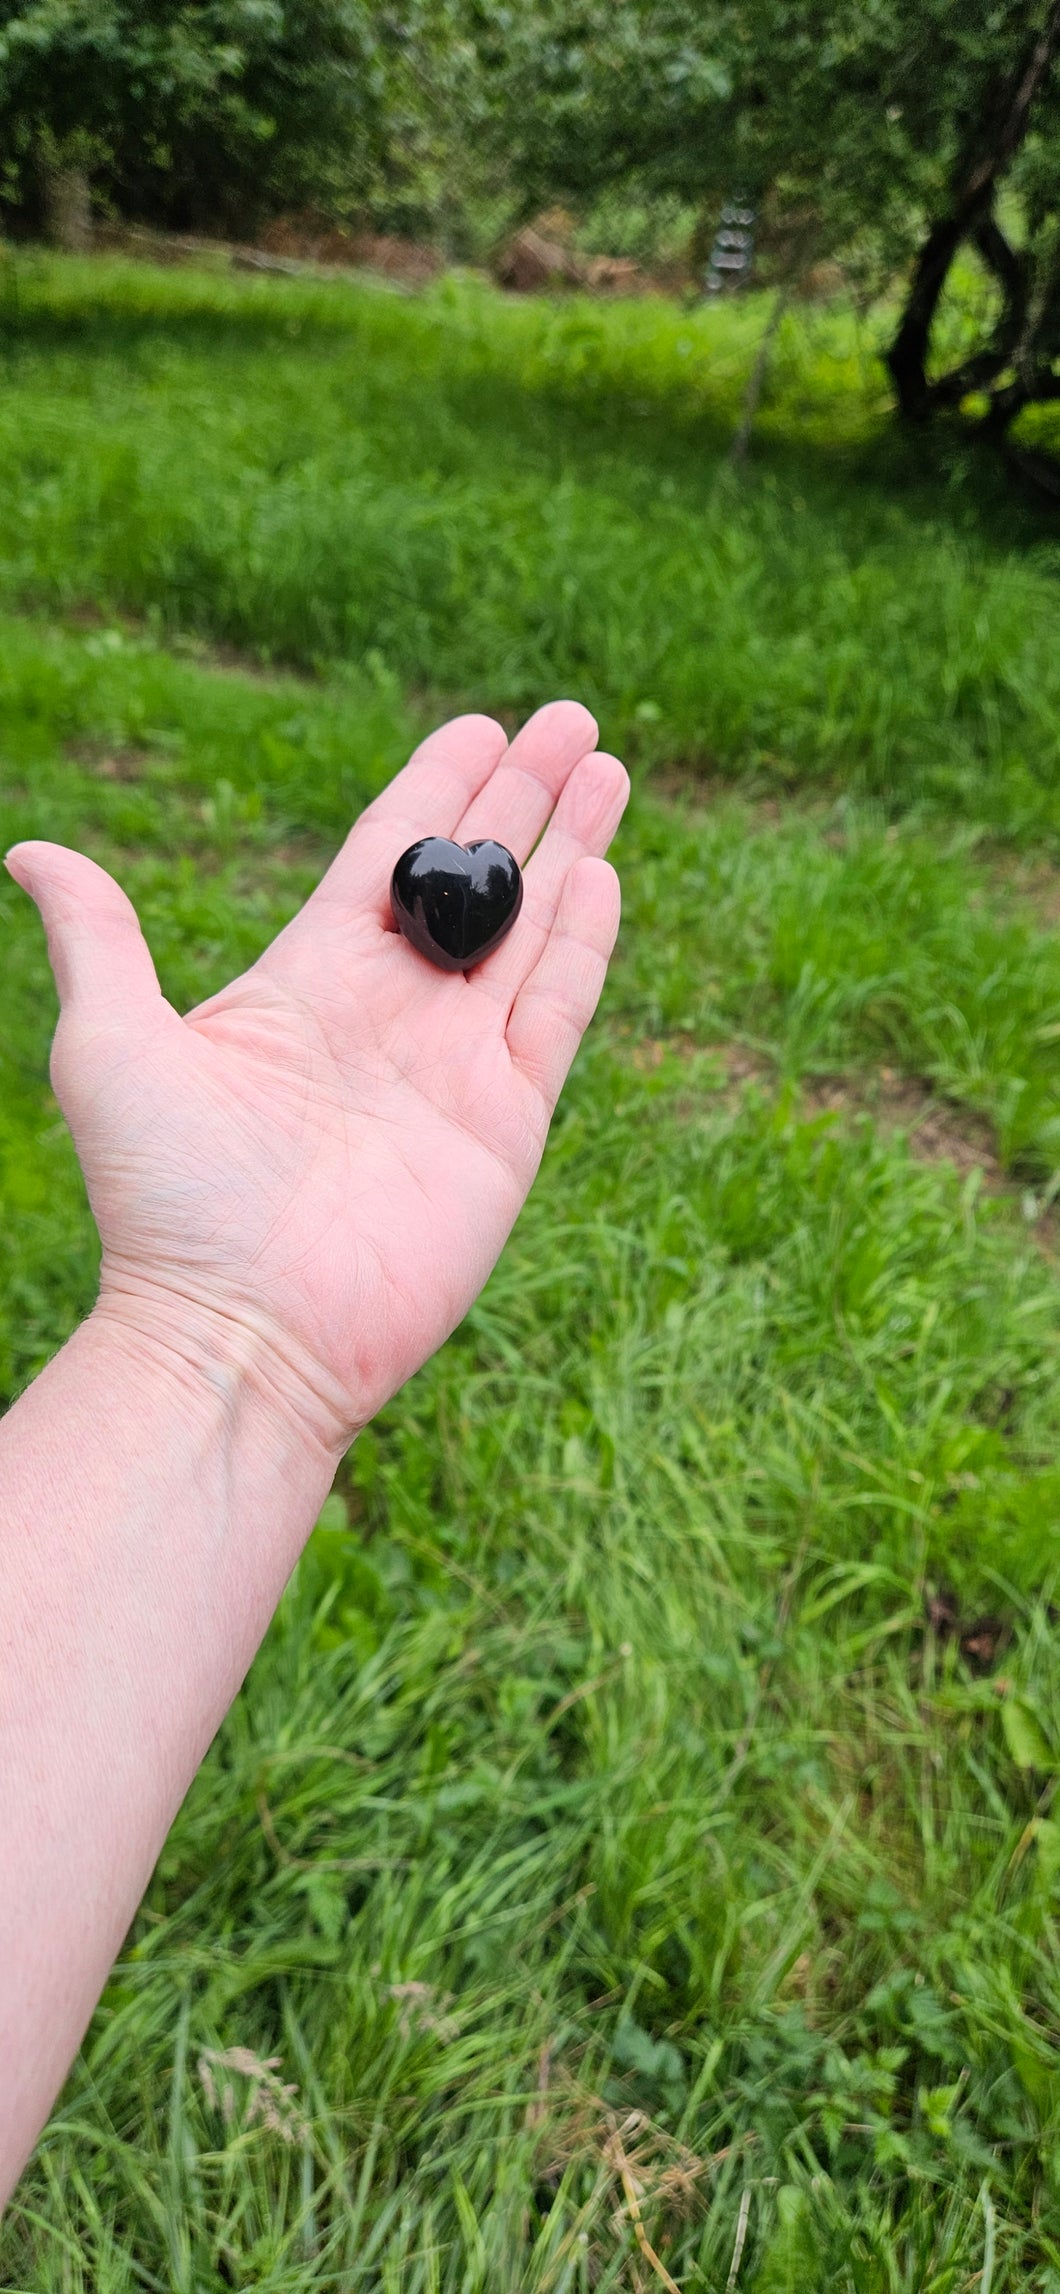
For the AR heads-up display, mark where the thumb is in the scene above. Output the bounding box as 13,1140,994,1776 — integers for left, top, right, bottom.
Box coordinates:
5,841,162,1024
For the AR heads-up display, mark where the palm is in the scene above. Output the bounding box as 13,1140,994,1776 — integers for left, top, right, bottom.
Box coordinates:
10,705,627,1445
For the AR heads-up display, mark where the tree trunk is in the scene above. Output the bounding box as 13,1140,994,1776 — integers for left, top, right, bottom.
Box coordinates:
888,211,988,421
887,0,1060,420
980,235,1060,433
43,162,92,254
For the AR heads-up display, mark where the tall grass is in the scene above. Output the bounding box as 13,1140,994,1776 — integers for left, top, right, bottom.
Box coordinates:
0,255,1059,835
4,256,1060,2286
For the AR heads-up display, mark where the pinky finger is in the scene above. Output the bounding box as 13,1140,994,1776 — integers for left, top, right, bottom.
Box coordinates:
506,855,621,1112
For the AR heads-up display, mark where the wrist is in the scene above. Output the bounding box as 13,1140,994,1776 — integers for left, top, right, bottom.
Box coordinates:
89,1265,358,1468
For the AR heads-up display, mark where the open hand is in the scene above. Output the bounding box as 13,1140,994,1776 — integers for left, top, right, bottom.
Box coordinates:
6,703,628,1452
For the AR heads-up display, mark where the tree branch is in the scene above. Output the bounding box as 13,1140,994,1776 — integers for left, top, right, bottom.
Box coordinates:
886,0,1060,420
927,213,1030,407
729,285,789,463
983,234,1060,431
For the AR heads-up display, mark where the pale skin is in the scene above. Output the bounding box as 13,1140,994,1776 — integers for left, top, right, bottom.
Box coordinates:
0,699,628,2207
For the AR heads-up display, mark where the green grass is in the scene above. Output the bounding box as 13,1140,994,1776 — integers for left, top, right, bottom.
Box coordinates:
4,253,1060,2287
1,253,1060,836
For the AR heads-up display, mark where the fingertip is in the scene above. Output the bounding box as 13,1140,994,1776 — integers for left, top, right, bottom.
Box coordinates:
447,710,510,743
567,852,622,947
3,841,137,917
412,711,509,763
543,751,630,860
595,753,631,809
581,850,621,894
578,751,630,822
5,837,69,883
530,698,599,750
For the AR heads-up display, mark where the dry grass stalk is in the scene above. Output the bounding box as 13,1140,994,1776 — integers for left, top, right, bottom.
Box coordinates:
386,1980,462,2042
534,2077,739,2289
726,2185,753,2289
197,2047,309,2145
605,2116,684,2293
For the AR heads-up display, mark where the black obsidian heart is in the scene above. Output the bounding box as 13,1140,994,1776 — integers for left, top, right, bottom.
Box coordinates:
390,837,523,972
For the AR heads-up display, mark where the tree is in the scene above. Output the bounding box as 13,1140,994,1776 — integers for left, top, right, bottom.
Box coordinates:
467,0,1060,448
0,0,397,237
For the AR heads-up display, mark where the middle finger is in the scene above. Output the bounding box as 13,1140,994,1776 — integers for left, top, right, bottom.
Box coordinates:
451,698,599,863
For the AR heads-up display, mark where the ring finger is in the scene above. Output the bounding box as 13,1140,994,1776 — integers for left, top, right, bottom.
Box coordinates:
468,749,630,1010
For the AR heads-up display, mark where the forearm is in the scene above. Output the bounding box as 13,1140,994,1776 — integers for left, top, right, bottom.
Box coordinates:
0,1304,342,2204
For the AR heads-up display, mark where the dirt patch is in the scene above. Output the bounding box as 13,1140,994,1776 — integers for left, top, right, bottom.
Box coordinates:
259,216,444,288
94,216,683,299
804,1066,1001,1182
621,1029,1051,1204
167,630,307,685
650,775,1060,942
52,602,316,689
67,737,153,783
990,852,1060,933
93,220,432,295
619,1033,773,1094
626,1032,704,1072
648,766,845,830
495,226,655,297
926,1590,1013,1675
617,1032,1002,1174
711,1042,772,1088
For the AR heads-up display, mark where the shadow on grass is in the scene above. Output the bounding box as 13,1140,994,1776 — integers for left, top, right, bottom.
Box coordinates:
1,255,1058,573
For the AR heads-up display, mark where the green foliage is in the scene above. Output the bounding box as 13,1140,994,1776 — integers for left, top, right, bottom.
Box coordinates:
6,255,1060,2281
4,0,1060,434
469,0,1060,432
472,0,1056,253
0,0,406,231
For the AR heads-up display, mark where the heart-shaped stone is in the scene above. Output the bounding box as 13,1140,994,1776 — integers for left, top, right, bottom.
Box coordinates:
390,837,524,972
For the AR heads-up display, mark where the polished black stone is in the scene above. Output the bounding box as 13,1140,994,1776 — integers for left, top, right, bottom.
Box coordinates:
390,837,524,972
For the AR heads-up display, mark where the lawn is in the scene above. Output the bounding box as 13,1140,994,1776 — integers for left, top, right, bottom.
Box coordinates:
3,252,1060,2290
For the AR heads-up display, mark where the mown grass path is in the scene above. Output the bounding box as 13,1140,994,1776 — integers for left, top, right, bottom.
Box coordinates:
3,258,1060,2289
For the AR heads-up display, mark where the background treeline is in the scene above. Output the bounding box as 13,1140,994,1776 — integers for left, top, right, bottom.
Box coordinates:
2,2,1060,440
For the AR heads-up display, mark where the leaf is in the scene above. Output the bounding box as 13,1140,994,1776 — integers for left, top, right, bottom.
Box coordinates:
1033,1817,1060,1882
919,2079,962,2139
1001,1696,1054,1773
295,1867,347,1947
754,2186,817,2294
